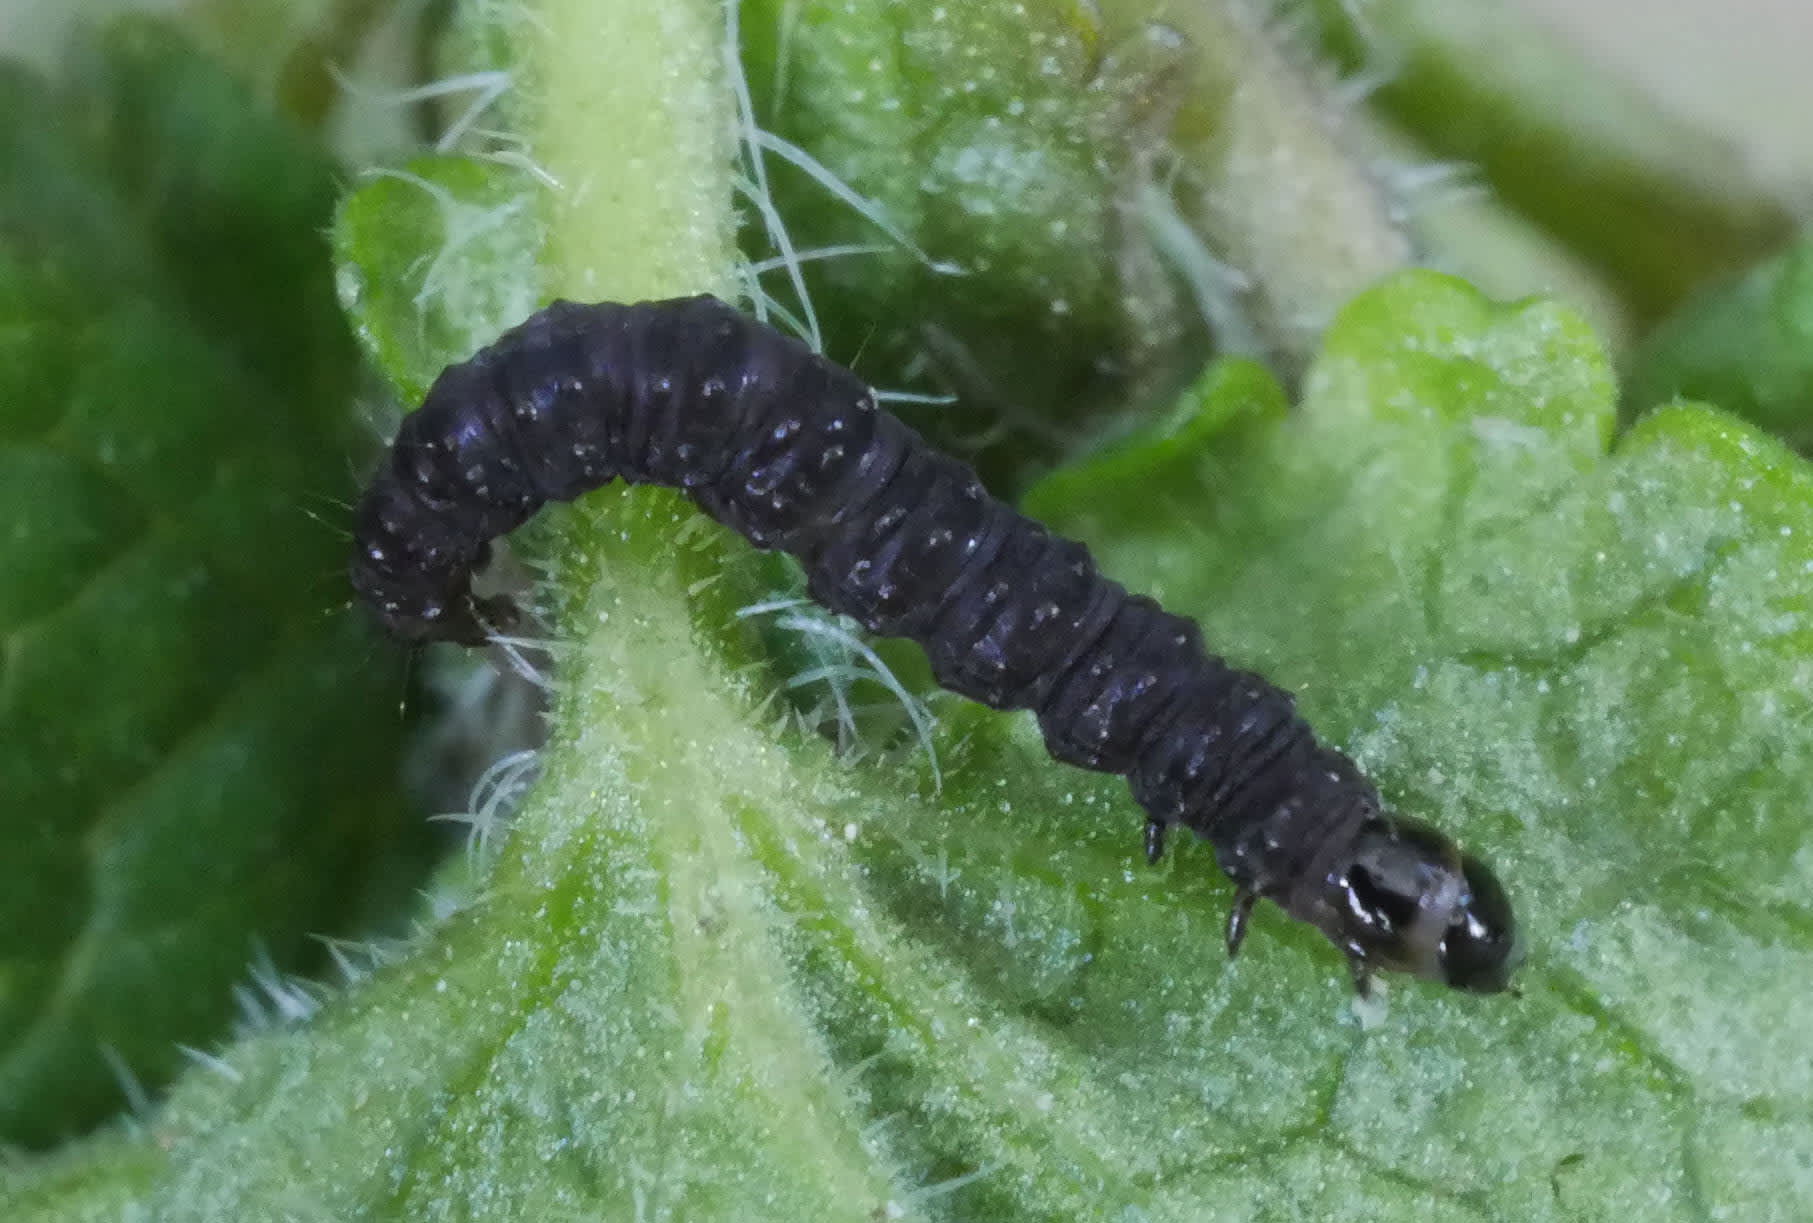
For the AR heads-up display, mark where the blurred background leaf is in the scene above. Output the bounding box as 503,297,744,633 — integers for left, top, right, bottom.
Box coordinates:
1628,236,1813,448
0,17,431,1147
1294,0,1803,325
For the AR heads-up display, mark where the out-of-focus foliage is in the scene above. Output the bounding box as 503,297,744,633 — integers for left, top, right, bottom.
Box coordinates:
1629,236,1813,449
1296,0,1801,322
0,18,419,1146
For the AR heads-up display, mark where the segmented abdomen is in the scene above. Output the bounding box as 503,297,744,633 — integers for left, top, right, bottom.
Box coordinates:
349,295,1373,895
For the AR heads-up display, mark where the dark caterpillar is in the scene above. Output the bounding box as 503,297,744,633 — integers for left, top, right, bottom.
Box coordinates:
351,295,1519,994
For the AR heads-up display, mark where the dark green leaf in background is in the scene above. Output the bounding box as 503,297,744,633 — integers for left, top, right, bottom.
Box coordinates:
1628,236,1813,451
0,19,424,1146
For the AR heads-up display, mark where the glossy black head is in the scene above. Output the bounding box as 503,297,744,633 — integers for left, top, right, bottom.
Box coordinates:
1318,815,1519,993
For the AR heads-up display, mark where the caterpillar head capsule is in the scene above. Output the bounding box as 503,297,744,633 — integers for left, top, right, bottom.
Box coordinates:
1321,815,1520,994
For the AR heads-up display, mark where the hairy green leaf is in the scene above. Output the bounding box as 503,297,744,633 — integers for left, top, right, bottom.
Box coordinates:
737,0,1188,463
7,2,1810,1218
738,0,1415,472
334,155,547,406
14,255,1811,1219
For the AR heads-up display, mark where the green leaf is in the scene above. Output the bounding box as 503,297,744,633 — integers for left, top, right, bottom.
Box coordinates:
1041,273,1813,1217
10,1,1811,1216
737,0,1186,462
0,26,420,1145
15,249,1813,1223
1628,237,1813,450
63,17,360,405
333,155,548,406
737,0,1414,474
